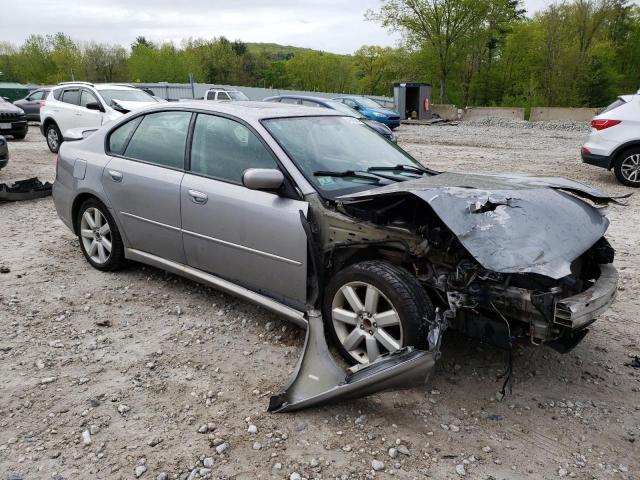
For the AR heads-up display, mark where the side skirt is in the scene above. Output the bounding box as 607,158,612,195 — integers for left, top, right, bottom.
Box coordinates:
125,248,307,329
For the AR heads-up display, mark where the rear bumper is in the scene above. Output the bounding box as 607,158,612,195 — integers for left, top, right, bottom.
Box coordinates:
581,151,611,169
554,264,618,330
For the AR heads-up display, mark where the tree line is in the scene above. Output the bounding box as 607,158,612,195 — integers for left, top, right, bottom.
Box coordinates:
0,0,638,108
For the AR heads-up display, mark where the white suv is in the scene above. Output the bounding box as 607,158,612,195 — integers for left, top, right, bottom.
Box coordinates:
40,82,158,153
203,88,249,101
581,90,640,187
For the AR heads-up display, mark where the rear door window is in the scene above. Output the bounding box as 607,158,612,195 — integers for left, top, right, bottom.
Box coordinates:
217,92,231,101
61,89,80,105
123,111,192,169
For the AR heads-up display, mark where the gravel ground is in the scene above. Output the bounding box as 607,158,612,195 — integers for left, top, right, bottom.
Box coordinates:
1,122,638,480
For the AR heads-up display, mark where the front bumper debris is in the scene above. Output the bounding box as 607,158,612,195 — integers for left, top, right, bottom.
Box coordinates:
269,309,442,413
554,264,618,330
0,177,53,202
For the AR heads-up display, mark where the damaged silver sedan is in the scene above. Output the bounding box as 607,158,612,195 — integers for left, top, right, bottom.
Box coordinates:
52,102,620,411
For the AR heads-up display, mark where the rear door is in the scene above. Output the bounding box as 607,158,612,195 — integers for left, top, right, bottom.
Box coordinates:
180,113,308,307
56,88,83,134
102,110,192,263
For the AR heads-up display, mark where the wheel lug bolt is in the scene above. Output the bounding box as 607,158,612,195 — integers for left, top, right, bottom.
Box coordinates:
360,325,364,329
368,330,373,335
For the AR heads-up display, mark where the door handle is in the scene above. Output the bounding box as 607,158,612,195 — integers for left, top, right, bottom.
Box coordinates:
108,170,123,182
188,190,208,205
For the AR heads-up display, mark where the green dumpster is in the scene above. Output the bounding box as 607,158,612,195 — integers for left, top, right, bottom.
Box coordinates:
0,83,31,102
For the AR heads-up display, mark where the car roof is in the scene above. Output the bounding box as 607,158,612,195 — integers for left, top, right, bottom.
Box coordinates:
267,95,331,103
53,83,139,91
142,100,344,120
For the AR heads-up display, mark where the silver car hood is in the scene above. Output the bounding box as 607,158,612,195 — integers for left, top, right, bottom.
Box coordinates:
341,172,627,279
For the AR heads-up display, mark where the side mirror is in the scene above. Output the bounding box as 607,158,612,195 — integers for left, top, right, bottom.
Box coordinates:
2,97,9,101
86,101,104,112
352,104,360,111
242,168,284,191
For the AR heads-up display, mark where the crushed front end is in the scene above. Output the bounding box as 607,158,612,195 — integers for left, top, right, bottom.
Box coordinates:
331,173,623,352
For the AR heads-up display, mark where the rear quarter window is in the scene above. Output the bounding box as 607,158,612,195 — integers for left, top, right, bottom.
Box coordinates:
108,117,143,155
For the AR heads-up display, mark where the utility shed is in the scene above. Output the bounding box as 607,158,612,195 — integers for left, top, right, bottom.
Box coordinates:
394,82,432,120
0,83,30,102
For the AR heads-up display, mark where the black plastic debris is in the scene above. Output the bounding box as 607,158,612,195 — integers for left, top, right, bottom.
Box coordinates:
624,356,640,368
0,177,52,202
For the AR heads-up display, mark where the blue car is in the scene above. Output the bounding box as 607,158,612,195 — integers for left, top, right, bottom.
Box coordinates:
332,96,401,129
262,95,396,142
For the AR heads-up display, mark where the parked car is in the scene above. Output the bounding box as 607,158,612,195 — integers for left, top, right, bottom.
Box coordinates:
332,95,401,129
0,135,8,169
14,88,51,121
0,97,28,140
581,91,640,186
53,101,618,371
204,88,249,101
40,82,158,153
264,95,396,142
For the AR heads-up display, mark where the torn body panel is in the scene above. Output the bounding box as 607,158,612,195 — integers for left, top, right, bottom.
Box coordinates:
269,310,443,413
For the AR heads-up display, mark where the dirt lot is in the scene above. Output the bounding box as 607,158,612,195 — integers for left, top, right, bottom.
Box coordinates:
1,122,638,480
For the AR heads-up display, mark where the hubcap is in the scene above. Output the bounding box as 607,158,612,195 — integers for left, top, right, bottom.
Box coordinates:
331,281,402,364
80,207,112,264
621,154,640,183
47,128,59,150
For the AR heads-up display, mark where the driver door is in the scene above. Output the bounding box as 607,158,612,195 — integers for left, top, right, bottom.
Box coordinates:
180,113,309,308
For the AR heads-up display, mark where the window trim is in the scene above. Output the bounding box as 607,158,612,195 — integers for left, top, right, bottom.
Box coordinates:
105,109,194,172
103,107,303,199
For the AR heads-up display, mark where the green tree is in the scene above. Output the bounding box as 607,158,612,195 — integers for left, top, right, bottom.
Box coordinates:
368,0,492,103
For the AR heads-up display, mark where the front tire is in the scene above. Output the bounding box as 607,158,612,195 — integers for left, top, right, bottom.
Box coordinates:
614,147,640,187
45,123,62,153
75,198,126,271
323,261,434,365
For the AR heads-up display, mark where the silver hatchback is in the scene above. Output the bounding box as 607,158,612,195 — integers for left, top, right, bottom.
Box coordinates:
53,101,619,370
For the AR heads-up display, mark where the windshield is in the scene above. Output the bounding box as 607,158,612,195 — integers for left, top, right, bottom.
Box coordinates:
228,91,249,100
98,89,156,104
324,100,360,118
263,116,425,197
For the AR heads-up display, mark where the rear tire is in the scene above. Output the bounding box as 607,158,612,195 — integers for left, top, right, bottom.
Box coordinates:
613,147,640,187
75,198,126,271
323,260,434,365
45,123,62,153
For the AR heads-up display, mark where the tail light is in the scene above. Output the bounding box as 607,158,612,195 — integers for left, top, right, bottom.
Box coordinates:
38,101,46,108
581,147,591,155
591,119,621,130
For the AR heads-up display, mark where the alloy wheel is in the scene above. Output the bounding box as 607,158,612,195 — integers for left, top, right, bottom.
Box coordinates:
331,281,403,364
47,128,59,151
80,207,112,265
620,153,640,183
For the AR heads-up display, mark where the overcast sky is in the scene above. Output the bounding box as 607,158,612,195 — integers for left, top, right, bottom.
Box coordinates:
0,0,618,54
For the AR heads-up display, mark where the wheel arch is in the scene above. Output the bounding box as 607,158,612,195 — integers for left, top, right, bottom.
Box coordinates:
71,191,118,236
610,140,640,169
